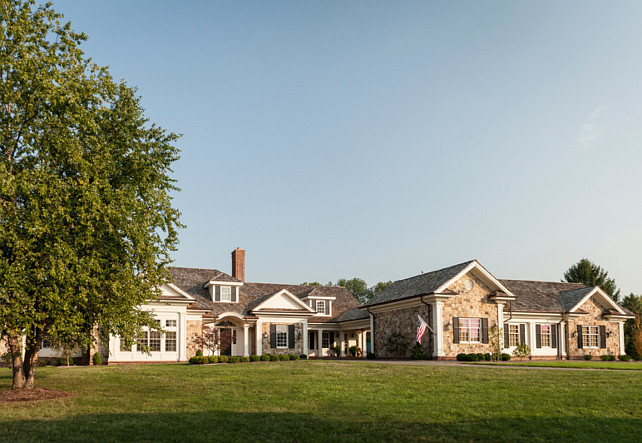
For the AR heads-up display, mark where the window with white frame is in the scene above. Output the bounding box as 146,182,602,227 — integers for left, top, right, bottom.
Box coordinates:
583,326,599,348
220,286,232,302
165,331,177,352
166,319,177,328
459,318,481,342
136,331,149,351
541,325,551,347
316,300,327,315
276,325,288,348
509,325,520,347
149,330,161,352
322,332,330,349
120,339,132,352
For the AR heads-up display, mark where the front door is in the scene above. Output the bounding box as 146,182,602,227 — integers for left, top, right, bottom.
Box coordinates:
220,328,232,356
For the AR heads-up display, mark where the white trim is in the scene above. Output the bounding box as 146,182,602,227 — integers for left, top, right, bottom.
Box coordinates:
252,289,316,313
204,281,244,288
165,283,195,300
569,287,626,315
435,261,517,299
215,312,246,322
302,295,336,301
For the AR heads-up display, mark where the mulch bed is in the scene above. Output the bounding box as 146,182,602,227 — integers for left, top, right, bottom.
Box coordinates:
0,388,73,403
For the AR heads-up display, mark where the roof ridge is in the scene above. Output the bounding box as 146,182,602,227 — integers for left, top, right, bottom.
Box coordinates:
392,259,476,284
500,279,586,286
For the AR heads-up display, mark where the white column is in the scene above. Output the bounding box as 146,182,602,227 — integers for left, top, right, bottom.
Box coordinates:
243,324,250,357
497,303,504,330
302,322,309,356
433,302,444,357
369,313,375,355
318,328,324,357
255,320,263,356
619,322,625,355
339,330,345,357
179,312,186,362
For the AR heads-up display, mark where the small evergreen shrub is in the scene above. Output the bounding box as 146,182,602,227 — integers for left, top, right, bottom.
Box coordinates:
195,349,203,357
250,355,261,362
36,359,48,367
280,354,290,361
366,352,376,360
512,343,531,359
501,353,511,361
618,354,632,362
483,353,492,361
600,355,615,361
208,356,218,364
189,356,203,364
475,353,485,361
229,356,240,363
299,354,308,360
349,345,361,357
92,352,102,366
456,353,467,361
467,353,479,362
584,354,593,360
218,355,228,363
410,343,426,360
260,354,270,361
289,354,299,360
240,356,250,363
270,354,279,362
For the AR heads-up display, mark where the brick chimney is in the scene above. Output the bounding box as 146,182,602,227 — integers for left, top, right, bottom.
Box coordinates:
231,247,245,282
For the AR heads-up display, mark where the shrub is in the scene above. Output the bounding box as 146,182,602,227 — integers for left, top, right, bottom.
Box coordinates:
512,343,531,359
584,354,593,360
218,355,228,363
1,352,12,367
501,353,511,361
289,354,299,361
189,356,203,364
92,352,102,366
36,359,48,367
475,353,485,361
240,356,250,363
250,355,261,362
279,354,290,361
260,354,270,361
208,356,218,364
467,353,479,362
195,349,203,357
270,354,279,362
600,355,615,361
299,354,308,360
229,356,240,363
618,354,632,362
366,352,376,360
456,353,466,361
348,345,361,357
410,343,426,360
483,353,491,361
56,357,74,366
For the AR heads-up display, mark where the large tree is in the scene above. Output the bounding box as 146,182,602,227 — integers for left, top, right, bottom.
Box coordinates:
563,259,620,302
622,293,642,359
0,0,181,389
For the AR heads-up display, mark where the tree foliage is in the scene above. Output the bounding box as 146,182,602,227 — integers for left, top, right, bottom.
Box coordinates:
301,278,392,304
563,258,620,302
622,293,642,359
0,0,181,388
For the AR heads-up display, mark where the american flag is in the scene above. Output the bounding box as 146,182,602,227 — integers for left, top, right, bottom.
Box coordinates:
416,315,429,344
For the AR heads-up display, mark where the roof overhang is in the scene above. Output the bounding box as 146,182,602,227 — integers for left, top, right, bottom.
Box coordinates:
204,280,244,288
250,289,317,315
436,261,517,300
569,287,627,315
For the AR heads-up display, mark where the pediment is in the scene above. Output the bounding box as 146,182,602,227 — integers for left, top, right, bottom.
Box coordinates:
252,289,316,313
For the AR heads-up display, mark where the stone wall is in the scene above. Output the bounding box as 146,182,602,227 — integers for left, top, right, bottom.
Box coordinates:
374,305,431,358
567,296,621,358
186,320,203,359
442,274,499,356
261,322,304,355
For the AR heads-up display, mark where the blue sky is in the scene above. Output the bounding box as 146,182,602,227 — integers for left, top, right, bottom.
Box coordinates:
55,1,642,294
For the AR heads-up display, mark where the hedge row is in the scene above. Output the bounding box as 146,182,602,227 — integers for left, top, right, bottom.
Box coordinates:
189,354,307,365
456,353,511,362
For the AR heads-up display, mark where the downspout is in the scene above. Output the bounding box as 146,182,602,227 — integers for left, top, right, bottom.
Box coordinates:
556,315,565,361
420,296,433,359
366,307,374,356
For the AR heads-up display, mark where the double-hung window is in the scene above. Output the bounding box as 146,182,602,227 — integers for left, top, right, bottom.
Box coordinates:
220,286,232,302
509,325,520,347
149,330,161,352
316,300,327,315
276,325,288,348
540,325,551,347
459,318,481,342
583,326,599,348
322,332,330,349
164,319,177,352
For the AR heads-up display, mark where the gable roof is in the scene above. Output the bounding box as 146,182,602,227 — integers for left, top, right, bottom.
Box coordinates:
499,280,585,312
558,286,595,311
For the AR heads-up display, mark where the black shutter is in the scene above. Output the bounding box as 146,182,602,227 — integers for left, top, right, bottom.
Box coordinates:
288,324,295,348
270,324,276,348
453,318,460,344
504,324,509,348
215,286,220,302
599,325,607,349
577,325,583,349
535,324,542,349
519,324,525,345
330,332,334,347
551,324,557,349
231,287,237,303
481,318,489,344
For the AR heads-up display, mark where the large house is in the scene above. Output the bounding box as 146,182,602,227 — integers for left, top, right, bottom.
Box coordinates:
363,260,635,360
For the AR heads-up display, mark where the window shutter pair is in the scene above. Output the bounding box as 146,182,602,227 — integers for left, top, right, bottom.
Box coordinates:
453,318,460,343
214,286,220,302
288,325,295,348
270,324,276,348
599,325,607,349
535,324,542,348
504,324,509,348
577,325,583,349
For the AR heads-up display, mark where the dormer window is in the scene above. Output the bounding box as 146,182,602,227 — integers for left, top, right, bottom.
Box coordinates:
316,300,327,315
220,286,232,302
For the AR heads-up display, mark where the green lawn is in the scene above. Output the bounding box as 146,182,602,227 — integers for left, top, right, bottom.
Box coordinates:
470,361,642,370
1,361,641,442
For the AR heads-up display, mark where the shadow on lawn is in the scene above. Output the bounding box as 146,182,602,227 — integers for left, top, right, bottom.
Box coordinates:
1,411,640,442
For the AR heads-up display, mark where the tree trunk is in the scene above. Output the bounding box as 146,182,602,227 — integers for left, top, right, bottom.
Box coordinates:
23,329,43,389
7,335,25,389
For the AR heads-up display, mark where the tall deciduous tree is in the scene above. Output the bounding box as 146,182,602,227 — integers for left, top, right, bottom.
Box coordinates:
0,0,181,389
563,259,620,302
622,293,642,359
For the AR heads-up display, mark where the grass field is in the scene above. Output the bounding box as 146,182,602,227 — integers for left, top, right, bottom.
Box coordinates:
470,361,642,370
1,361,641,442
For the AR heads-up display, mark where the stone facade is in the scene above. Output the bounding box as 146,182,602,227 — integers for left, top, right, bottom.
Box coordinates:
567,296,621,359
186,320,203,359
261,322,304,355
442,274,499,356
373,305,431,358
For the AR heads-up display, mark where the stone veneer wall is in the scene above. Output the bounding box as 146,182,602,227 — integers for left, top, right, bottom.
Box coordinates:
442,274,499,356
567,296,621,359
186,320,203,359
261,322,304,355
373,305,431,358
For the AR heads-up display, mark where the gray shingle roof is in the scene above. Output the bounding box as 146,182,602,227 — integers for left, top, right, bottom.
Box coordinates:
332,307,370,323
498,280,585,312
558,286,596,311
361,261,474,307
